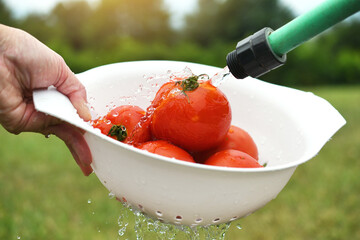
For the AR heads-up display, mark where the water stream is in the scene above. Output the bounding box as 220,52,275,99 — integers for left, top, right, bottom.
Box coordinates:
210,66,231,87
117,202,232,240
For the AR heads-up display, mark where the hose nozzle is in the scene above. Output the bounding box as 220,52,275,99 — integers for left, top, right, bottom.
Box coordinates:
226,27,286,79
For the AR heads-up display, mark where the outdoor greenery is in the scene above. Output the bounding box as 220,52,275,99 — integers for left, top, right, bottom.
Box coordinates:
0,0,359,239
1,0,359,86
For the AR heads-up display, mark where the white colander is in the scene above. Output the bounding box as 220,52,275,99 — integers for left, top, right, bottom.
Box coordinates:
33,61,345,226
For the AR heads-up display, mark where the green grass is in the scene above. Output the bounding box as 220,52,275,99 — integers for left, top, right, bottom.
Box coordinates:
1,85,359,239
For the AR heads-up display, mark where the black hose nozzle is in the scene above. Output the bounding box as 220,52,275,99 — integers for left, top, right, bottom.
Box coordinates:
226,27,286,79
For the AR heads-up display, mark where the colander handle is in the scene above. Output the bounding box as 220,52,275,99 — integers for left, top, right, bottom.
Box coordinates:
226,0,360,79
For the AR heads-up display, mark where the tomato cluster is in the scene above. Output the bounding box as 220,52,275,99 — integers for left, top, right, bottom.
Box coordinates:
91,73,263,168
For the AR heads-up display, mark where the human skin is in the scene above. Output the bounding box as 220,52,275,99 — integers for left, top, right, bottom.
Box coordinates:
0,24,93,176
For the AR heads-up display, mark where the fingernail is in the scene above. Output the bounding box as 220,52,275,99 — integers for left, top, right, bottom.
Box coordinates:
76,101,92,121
82,102,92,121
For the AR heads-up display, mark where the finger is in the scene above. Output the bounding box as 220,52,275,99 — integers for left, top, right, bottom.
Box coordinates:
43,123,93,176
53,61,91,122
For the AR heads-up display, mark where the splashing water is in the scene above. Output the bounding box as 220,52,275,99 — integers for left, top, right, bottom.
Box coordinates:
118,206,130,237
236,224,242,230
210,66,231,87
88,67,230,125
116,202,231,240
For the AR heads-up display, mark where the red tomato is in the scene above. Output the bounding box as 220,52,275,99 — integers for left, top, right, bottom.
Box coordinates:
126,116,152,145
128,82,175,144
106,105,145,137
195,125,258,162
137,140,195,163
92,118,114,139
218,125,258,159
92,105,146,142
150,76,232,152
204,150,263,168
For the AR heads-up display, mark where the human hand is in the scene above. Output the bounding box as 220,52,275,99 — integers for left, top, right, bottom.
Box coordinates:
0,24,93,176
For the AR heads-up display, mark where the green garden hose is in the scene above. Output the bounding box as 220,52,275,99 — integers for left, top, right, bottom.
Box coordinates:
226,0,360,79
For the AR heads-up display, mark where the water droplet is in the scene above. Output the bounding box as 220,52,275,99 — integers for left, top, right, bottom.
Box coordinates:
236,224,242,230
108,192,115,199
87,199,92,204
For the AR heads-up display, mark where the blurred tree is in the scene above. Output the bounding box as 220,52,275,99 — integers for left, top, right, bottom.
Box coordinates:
90,0,174,48
0,0,13,25
16,14,54,43
184,0,221,46
326,20,360,52
4,0,357,85
184,0,293,46
49,1,94,51
262,20,360,86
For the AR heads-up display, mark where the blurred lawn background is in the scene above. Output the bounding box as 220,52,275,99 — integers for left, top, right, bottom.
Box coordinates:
1,0,359,239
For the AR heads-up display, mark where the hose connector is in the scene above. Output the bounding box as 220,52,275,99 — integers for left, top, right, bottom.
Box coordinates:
226,27,286,79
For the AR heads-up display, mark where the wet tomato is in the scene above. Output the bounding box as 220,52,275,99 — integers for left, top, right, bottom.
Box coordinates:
217,125,258,159
195,125,258,163
150,75,232,152
92,118,114,138
137,140,195,163
204,149,263,168
92,105,145,142
106,105,145,132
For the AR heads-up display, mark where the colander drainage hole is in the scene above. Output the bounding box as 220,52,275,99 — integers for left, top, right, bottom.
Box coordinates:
212,218,220,223
230,216,238,221
155,210,163,217
195,218,203,223
175,215,183,221
138,204,144,210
